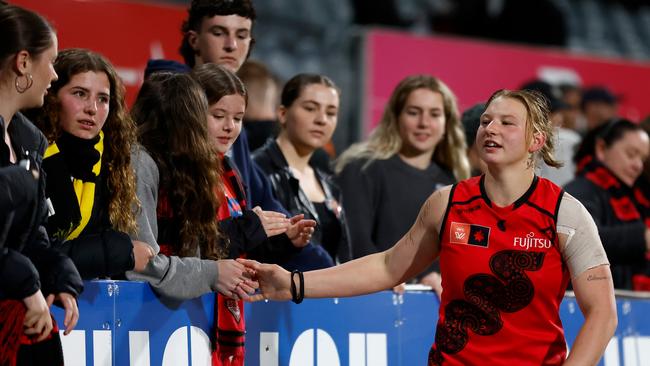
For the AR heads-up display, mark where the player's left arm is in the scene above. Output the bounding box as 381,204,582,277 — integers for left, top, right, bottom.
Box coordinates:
558,193,617,366
564,264,617,366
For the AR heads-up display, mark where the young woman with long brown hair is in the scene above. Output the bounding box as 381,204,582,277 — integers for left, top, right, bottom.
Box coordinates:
128,72,256,300
192,62,315,366
30,48,154,279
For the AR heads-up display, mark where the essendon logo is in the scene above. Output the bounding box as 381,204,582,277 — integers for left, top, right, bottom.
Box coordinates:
226,298,241,323
450,222,490,247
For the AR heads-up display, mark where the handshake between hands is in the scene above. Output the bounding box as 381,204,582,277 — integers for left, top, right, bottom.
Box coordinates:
218,207,316,302
217,258,293,303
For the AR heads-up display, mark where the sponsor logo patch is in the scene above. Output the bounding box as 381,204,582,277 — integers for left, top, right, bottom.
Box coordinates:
450,222,490,247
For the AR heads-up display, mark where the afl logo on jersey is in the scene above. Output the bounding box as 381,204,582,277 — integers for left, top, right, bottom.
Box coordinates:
450,222,490,247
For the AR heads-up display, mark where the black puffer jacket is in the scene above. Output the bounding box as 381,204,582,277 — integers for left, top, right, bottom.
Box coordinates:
0,165,40,299
252,139,352,264
0,113,83,299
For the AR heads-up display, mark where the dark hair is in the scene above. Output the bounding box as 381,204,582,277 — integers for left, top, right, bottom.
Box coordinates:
0,4,54,69
132,72,225,260
574,118,642,164
461,103,486,147
144,59,191,79
179,0,256,67
581,86,618,110
192,63,247,105
31,48,138,234
280,73,339,108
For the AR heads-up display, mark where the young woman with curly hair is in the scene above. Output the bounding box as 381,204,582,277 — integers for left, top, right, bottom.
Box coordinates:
30,48,154,279
128,71,256,301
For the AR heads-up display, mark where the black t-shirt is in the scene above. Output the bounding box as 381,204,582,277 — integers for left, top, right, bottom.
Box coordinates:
313,201,342,262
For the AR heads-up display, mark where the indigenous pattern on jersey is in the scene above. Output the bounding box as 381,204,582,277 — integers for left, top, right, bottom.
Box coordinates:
429,175,569,366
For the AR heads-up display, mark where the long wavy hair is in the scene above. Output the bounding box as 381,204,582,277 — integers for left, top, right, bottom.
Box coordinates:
335,75,470,180
31,48,138,234
132,72,224,259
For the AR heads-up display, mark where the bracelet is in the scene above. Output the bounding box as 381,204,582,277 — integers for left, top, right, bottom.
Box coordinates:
290,270,304,304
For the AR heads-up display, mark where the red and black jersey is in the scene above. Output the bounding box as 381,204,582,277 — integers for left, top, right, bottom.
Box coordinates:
429,175,569,366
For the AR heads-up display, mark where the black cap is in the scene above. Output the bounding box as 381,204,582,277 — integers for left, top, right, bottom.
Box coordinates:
144,59,191,79
581,86,619,109
520,80,568,113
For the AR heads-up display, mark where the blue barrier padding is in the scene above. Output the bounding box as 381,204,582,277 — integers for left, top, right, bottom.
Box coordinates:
50,281,649,366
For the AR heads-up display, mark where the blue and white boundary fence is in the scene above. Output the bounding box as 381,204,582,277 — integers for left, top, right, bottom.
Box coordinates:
51,281,650,366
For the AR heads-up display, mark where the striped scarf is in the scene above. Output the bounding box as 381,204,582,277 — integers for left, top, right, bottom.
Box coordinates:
43,131,103,240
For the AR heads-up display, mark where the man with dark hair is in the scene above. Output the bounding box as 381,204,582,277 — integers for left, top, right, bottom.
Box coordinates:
142,2,330,365
179,0,256,71
148,1,333,271
171,0,271,210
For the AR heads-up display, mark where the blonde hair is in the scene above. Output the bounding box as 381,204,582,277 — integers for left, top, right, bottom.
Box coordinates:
485,89,561,169
336,75,470,180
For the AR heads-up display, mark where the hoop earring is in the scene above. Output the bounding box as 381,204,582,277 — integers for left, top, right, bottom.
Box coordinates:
15,73,34,94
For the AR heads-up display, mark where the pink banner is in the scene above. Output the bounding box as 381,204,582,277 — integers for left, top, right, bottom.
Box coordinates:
12,0,186,104
365,29,650,133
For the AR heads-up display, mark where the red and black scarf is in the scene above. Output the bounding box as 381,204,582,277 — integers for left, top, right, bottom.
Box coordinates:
579,156,650,290
0,300,63,366
213,157,247,366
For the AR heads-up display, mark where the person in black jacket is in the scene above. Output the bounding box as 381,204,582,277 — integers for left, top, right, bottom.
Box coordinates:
253,73,352,269
29,48,154,279
0,4,82,364
565,119,650,290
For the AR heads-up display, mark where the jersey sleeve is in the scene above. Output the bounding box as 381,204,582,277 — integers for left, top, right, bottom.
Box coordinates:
557,193,610,278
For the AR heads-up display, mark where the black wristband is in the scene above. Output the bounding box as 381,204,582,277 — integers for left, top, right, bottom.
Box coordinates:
290,270,304,304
